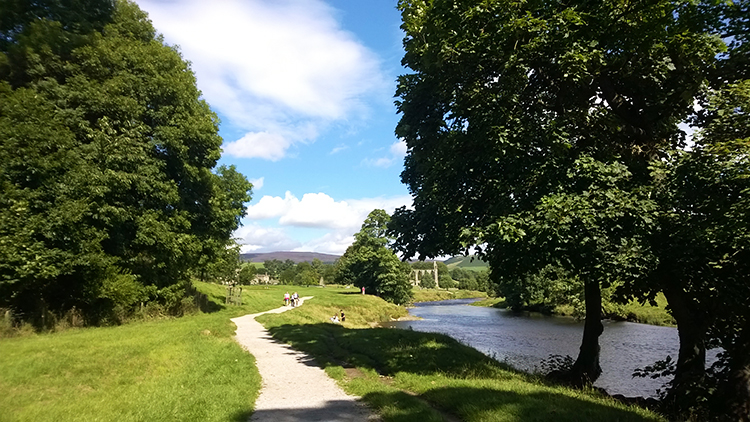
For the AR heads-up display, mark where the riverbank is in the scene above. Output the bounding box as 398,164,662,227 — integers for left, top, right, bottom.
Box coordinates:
471,293,675,327
411,288,487,303
0,283,664,421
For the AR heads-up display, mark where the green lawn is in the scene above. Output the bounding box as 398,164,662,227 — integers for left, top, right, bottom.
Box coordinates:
1,283,665,421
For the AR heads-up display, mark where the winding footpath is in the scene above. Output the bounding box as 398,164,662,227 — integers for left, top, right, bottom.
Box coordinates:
231,297,376,422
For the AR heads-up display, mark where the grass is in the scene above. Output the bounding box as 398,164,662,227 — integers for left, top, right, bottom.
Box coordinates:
258,294,666,422
554,293,675,327
1,282,666,421
471,294,675,327
412,288,487,303
471,296,508,308
0,282,298,422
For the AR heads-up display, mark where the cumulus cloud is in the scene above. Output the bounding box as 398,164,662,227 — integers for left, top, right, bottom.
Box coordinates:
362,139,407,168
237,192,413,254
224,132,291,161
293,232,356,255
136,0,386,160
235,223,301,253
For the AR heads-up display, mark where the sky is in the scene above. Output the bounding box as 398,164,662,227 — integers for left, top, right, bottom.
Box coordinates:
133,0,412,255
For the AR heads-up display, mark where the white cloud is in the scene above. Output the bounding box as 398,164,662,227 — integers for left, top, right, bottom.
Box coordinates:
235,223,301,253
293,232,355,255
224,132,291,161
390,139,408,156
330,144,349,154
237,192,413,254
246,191,297,220
136,0,386,161
362,139,407,168
245,191,411,229
249,177,264,191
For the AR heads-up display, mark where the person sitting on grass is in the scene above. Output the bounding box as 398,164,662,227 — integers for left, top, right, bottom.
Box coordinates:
330,315,339,323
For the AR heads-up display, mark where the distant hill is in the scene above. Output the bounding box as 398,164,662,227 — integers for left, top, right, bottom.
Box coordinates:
240,251,341,264
444,255,489,270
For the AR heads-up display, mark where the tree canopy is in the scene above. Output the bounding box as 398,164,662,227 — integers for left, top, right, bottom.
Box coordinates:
336,210,413,305
0,0,252,325
392,0,748,417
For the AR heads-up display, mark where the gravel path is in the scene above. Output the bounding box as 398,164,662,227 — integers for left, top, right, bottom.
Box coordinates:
232,297,376,422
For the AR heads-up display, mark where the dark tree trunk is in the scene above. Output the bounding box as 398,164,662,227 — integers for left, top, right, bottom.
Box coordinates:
662,284,707,408
726,320,750,422
569,280,604,386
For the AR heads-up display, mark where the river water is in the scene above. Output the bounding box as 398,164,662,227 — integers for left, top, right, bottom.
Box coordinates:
388,299,678,397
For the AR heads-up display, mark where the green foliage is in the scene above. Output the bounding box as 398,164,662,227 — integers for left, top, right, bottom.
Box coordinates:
650,79,750,418
336,210,414,305
0,0,252,326
391,0,743,392
238,263,257,285
263,259,295,280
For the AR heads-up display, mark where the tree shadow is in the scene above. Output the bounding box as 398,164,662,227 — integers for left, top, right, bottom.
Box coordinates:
264,323,659,421
364,387,661,422
268,323,518,378
232,400,371,422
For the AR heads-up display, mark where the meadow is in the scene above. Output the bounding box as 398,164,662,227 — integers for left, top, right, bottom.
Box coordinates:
0,283,665,421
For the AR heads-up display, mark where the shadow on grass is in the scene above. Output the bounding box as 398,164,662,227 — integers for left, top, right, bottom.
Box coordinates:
266,323,660,422
233,400,370,422
268,323,516,378
365,387,660,422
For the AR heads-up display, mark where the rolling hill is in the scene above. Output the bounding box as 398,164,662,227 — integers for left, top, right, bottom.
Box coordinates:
240,251,341,264
444,255,489,270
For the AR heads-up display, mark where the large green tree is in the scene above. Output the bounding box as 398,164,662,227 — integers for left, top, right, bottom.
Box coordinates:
650,80,750,419
0,0,252,325
391,0,729,386
336,210,413,305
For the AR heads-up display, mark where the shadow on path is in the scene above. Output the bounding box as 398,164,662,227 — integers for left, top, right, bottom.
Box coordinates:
234,400,374,422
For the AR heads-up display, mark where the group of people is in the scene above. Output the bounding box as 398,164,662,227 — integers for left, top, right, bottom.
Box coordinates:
281,292,345,323
283,291,299,307
330,310,345,324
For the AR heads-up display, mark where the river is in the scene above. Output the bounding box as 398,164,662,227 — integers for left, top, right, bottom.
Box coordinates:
387,298,679,397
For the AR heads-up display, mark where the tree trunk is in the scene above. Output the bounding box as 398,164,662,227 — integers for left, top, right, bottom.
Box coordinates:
726,320,750,422
569,280,604,386
662,284,707,408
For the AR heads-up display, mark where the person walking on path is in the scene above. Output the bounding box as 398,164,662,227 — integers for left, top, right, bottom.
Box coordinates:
231,297,375,422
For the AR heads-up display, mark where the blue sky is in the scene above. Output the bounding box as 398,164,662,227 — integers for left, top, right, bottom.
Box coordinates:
134,0,412,255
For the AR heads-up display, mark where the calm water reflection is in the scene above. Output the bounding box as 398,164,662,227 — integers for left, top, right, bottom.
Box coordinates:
389,299,677,397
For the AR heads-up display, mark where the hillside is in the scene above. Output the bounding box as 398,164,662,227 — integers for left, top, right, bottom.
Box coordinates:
444,255,489,270
240,251,341,264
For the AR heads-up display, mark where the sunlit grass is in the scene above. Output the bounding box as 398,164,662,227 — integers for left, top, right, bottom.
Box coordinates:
1,282,667,421
0,282,299,422
411,288,487,303
0,311,260,422
259,294,665,422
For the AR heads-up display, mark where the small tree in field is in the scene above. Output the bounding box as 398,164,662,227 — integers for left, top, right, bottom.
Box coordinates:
335,210,413,305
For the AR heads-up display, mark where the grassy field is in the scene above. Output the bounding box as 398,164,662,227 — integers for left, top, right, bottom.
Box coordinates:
0,282,286,422
1,283,665,421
